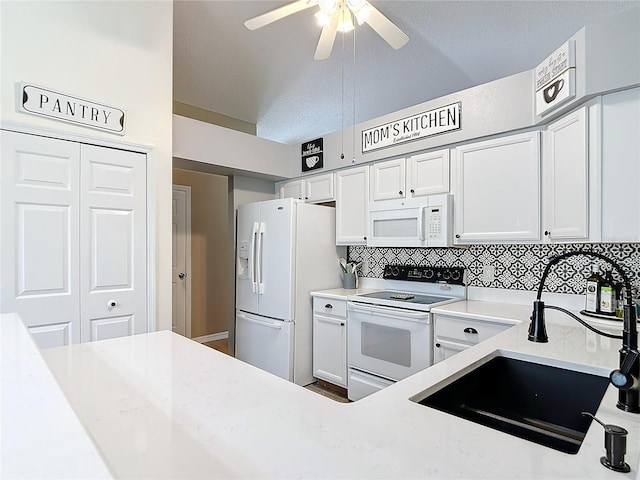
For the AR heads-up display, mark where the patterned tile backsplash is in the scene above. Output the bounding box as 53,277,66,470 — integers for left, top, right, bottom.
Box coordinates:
348,243,640,295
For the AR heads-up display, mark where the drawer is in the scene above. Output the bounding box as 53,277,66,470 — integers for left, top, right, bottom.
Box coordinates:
313,297,347,318
434,315,511,345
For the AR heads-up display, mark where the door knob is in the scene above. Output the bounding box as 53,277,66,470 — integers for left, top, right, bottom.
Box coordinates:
107,300,118,308
178,272,187,279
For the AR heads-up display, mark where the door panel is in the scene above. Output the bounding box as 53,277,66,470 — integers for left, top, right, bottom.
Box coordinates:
235,311,293,381
90,315,133,341
80,144,147,342
258,199,294,320
1,130,80,346
236,201,261,314
172,187,189,336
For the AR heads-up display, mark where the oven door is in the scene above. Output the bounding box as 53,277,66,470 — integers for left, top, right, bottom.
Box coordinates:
347,301,433,381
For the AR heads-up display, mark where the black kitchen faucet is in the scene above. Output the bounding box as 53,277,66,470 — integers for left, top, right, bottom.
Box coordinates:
528,250,639,414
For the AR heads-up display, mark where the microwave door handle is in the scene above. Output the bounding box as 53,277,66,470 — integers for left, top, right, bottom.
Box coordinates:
251,222,259,293
417,206,425,241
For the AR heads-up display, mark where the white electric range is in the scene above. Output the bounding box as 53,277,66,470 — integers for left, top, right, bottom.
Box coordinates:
346,265,467,401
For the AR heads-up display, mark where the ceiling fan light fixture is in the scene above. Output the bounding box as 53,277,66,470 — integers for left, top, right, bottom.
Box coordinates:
337,5,354,32
353,3,371,25
314,10,332,27
318,0,338,14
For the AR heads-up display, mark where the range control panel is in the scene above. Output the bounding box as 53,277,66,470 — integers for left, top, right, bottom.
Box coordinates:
382,265,466,285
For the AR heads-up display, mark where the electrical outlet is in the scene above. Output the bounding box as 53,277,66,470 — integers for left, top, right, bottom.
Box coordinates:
482,265,495,282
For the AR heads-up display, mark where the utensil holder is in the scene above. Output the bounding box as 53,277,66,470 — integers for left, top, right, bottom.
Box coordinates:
342,272,357,289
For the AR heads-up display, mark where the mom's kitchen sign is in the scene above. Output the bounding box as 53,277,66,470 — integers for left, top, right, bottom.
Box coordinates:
362,102,461,153
20,84,126,134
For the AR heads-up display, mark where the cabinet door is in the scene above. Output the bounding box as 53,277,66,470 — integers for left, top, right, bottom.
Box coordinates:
304,173,334,203
407,149,450,197
370,158,405,200
454,131,540,243
336,166,369,245
278,179,304,200
0,131,80,348
433,339,468,364
80,145,148,342
313,313,347,387
543,106,589,241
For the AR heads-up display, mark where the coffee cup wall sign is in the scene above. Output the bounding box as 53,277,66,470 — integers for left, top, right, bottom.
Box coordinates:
301,138,323,172
535,41,576,116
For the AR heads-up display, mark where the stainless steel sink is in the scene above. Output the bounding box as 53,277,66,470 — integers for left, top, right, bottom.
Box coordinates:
412,351,611,454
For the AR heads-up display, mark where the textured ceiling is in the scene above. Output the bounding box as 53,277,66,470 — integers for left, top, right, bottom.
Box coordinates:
173,0,638,145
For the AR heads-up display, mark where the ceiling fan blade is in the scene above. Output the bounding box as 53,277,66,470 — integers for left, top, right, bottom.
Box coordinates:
314,14,338,60
244,0,318,30
364,2,409,49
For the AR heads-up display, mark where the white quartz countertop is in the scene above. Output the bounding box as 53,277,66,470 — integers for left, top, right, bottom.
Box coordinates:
6,308,640,479
1,313,112,479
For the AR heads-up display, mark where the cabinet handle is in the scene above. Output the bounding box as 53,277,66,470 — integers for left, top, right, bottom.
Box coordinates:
455,234,461,239
463,327,478,334
304,197,309,200
399,190,403,195
363,236,367,240
544,230,551,236
325,303,333,309
340,322,345,326
435,343,441,348
410,189,415,194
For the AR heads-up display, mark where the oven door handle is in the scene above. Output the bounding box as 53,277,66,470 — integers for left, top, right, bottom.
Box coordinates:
347,301,431,321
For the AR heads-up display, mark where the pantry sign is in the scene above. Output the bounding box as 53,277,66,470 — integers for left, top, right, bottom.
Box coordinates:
20,84,126,134
362,102,461,153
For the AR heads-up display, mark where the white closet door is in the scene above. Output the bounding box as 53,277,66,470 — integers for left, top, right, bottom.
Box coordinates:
0,130,80,347
80,144,147,342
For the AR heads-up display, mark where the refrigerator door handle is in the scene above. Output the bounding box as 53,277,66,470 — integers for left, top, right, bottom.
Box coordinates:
251,222,259,293
238,312,283,330
258,222,265,294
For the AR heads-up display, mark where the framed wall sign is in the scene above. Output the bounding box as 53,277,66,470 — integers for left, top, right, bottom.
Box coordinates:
361,102,461,153
301,138,323,172
535,41,576,116
20,83,126,134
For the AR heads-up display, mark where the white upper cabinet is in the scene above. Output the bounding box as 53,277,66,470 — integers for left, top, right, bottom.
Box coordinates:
601,87,640,242
336,165,369,245
278,174,335,203
370,158,406,201
304,172,335,203
407,149,450,197
453,131,541,243
278,179,305,200
542,104,598,243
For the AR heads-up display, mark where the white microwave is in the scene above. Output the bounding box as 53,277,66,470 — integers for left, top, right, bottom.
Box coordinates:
367,194,453,248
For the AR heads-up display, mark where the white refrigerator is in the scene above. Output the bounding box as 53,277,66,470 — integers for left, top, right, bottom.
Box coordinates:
235,198,345,386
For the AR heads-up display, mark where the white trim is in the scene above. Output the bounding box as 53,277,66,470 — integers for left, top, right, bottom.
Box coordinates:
1,121,157,336
172,184,192,338
192,331,229,344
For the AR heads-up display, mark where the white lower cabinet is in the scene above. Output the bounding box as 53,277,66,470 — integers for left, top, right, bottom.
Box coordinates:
312,296,347,387
0,130,148,348
433,313,513,364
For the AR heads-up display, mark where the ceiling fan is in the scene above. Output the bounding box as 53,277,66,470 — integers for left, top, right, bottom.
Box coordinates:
244,0,409,60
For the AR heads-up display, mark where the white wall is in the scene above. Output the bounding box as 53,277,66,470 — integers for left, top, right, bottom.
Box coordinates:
0,1,174,331
173,115,294,178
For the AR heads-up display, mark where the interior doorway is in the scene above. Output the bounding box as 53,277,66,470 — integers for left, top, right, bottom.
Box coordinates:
172,185,192,337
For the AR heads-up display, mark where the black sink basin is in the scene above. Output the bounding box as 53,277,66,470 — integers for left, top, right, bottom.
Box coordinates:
415,353,610,454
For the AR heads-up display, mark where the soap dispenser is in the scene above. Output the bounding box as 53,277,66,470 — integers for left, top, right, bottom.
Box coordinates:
582,412,631,473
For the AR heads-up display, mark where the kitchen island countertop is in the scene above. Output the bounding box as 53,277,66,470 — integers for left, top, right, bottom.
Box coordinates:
5,308,640,479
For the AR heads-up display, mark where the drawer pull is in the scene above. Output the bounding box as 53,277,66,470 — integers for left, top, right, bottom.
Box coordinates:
340,322,345,326
435,343,441,348
325,303,333,309
464,327,478,334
